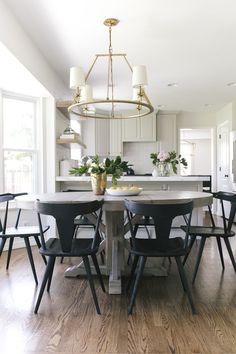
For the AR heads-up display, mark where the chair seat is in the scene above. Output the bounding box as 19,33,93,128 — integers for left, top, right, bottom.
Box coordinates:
0,225,49,238
130,237,186,257
0,226,49,238
181,225,235,238
39,237,99,257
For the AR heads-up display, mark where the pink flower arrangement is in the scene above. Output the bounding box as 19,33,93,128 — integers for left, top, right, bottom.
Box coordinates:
157,151,170,162
150,150,188,174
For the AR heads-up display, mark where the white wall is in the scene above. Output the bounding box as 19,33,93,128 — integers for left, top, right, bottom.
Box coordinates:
216,102,233,129
0,1,68,99
176,111,216,130
123,142,158,174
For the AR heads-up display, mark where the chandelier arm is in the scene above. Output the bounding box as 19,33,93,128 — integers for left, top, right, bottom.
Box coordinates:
85,55,99,81
143,91,152,106
123,55,133,72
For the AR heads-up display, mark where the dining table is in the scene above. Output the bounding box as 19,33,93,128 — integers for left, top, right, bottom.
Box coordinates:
15,190,213,294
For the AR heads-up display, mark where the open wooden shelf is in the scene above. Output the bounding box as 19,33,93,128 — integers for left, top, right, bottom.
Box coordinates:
56,138,86,149
56,100,72,119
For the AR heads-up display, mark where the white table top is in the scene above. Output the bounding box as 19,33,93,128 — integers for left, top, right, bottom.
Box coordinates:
15,190,213,211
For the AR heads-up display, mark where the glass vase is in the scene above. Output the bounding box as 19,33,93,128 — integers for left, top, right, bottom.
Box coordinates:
158,162,171,177
91,173,107,195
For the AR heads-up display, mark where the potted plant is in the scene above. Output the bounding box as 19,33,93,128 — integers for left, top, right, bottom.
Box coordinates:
69,155,129,194
150,150,188,176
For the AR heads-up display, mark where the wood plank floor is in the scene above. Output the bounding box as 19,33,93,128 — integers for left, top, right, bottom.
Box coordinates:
1,216,236,353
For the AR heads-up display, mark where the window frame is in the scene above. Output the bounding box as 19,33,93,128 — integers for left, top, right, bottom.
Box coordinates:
0,90,41,194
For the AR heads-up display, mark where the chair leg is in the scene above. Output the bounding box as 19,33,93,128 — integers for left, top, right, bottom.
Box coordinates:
91,254,105,292
47,256,56,292
0,238,7,256
175,256,196,314
126,255,139,292
100,250,105,265
82,255,101,314
6,238,14,270
128,256,146,315
183,235,196,265
127,252,132,265
34,236,47,265
224,237,236,272
34,256,55,314
24,237,38,285
216,237,225,270
192,237,206,284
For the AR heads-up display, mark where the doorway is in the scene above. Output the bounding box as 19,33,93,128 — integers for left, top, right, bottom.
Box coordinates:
179,128,213,176
217,121,231,192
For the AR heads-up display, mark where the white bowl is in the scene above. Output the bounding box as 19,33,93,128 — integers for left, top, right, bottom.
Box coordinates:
106,188,143,196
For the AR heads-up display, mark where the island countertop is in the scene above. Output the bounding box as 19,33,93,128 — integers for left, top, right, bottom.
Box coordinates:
56,175,211,182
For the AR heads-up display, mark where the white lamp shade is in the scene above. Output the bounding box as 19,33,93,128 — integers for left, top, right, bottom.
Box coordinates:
70,66,85,89
81,85,93,102
132,65,148,88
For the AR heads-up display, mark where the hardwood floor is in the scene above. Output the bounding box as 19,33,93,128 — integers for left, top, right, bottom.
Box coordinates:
1,217,236,353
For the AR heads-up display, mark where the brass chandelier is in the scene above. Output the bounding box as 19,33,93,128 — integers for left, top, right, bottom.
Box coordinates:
68,18,154,119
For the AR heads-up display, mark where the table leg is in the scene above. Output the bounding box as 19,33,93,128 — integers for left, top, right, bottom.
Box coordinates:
105,210,125,294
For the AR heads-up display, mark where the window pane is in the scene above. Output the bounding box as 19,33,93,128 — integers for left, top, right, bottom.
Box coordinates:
4,151,34,193
3,97,35,149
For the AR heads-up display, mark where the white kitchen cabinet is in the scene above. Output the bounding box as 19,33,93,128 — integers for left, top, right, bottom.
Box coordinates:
157,112,177,151
122,113,156,142
109,119,123,156
82,118,109,156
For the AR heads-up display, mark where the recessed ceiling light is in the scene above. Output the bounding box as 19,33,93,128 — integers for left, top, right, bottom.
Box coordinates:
167,82,178,87
227,82,236,87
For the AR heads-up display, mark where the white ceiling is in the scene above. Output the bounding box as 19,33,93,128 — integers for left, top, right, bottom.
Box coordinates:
3,0,236,111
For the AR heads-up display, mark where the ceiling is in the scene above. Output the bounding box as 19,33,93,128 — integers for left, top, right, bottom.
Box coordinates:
3,0,236,112
0,42,49,96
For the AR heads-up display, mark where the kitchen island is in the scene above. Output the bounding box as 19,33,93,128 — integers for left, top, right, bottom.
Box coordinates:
56,175,211,193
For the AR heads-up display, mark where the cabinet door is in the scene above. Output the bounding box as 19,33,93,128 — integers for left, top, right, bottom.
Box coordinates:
122,114,156,142
95,119,109,156
139,113,156,141
157,113,177,151
109,119,123,156
122,118,139,141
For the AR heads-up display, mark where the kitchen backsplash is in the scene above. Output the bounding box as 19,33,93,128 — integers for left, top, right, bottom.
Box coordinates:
123,142,158,174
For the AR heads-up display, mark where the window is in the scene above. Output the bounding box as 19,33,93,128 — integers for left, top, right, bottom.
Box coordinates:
1,93,39,193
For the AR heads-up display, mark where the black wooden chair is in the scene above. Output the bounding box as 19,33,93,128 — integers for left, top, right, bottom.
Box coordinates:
125,199,195,315
34,199,105,314
181,191,236,284
126,215,172,265
0,193,49,285
60,190,105,264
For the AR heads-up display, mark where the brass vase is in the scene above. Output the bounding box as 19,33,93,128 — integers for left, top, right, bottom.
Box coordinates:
91,173,107,195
